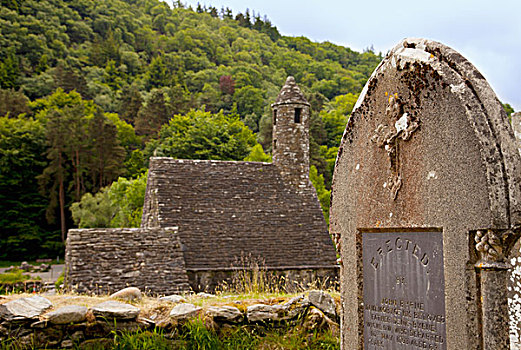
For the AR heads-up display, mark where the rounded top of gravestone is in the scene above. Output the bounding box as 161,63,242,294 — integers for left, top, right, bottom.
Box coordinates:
272,76,310,106
332,37,521,230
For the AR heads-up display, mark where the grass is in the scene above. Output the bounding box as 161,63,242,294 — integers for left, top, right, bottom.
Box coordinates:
0,269,32,284
0,255,340,349
0,318,339,349
69,320,339,350
0,289,340,350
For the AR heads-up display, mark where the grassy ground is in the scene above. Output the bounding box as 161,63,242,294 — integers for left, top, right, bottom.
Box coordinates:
1,258,340,349
0,291,340,350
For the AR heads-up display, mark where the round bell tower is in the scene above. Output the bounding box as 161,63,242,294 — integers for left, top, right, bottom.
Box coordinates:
271,76,310,191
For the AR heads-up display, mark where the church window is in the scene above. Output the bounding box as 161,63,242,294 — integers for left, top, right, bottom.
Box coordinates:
294,108,302,123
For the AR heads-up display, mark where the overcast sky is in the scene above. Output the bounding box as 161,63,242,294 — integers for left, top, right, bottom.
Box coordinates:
178,0,520,111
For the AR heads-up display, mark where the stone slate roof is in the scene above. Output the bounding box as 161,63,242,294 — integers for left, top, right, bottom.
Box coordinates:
273,76,310,106
141,157,337,270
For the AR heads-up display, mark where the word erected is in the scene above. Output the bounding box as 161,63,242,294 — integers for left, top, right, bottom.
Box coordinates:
369,237,429,270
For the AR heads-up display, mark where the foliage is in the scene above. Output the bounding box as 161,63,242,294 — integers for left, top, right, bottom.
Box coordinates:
320,93,357,148
0,269,31,284
0,88,31,118
111,329,178,350
0,0,385,259
310,165,331,224
108,172,147,227
149,109,257,161
34,90,126,241
55,271,64,289
64,320,339,349
71,189,114,228
243,144,271,162
71,172,147,228
0,115,62,260
503,103,514,117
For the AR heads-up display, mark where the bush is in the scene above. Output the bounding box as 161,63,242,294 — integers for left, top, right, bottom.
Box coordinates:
0,269,31,284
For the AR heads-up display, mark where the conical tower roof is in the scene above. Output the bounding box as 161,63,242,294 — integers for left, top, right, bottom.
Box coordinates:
273,76,310,106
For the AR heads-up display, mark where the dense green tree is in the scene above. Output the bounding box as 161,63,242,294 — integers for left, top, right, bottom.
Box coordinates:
38,107,71,242
0,88,31,118
0,52,19,89
0,116,60,260
32,89,126,242
234,85,264,128
310,165,330,224
146,55,171,89
87,109,126,191
52,62,90,98
117,85,143,125
244,144,271,162
147,109,256,161
70,190,114,228
71,172,147,228
135,88,171,139
320,93,357,147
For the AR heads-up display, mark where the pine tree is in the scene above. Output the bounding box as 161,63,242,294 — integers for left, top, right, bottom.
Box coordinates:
87,109,126,191
135,88,171,139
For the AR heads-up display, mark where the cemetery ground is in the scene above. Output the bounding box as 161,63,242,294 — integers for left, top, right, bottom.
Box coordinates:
0,263,340,349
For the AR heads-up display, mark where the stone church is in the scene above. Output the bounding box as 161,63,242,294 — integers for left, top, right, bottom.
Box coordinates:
65,77,338,294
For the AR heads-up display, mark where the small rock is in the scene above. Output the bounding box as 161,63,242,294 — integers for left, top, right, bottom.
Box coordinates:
91,301,140,320
71,331,84,342
138,317,155,327
247,297,309,323
279,295,310,319
246,304,280,322
0,295,52,322
20,261,31,271
197,292,215,298
159,295,187,303
308,290,337,319
302,307,326,330
110,287,142,301
30,320,47,328
45,305,88,324
61,339,74,348
206,305,243,323
169,303,202,320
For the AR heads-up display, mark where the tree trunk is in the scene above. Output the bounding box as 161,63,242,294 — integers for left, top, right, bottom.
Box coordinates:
58,154,66,243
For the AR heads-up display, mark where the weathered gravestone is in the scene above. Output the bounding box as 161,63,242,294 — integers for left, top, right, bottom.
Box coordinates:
511,112,521,156
330,38,521,350
509,111,521,349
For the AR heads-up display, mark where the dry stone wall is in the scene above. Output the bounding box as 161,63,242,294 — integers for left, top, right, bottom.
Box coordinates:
141,158,336,271
65,228,190,295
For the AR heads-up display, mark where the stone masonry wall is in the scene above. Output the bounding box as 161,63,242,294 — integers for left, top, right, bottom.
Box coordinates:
141,158,337,271
271,76,311,192
65,228,190,295
272,102,310,192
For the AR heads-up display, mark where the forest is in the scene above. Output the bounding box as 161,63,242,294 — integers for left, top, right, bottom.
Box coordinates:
1,0,398,260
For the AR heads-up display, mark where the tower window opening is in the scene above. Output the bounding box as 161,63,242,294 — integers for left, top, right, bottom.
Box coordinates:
273,139,277,150
294,108,302,123
273,109,277,125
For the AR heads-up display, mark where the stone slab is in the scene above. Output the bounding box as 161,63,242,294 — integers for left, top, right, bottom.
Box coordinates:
362,231,446,349
0,296,52,322
330,38,521,350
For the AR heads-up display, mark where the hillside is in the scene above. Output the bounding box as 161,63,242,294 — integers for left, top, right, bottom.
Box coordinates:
0,0,382,260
